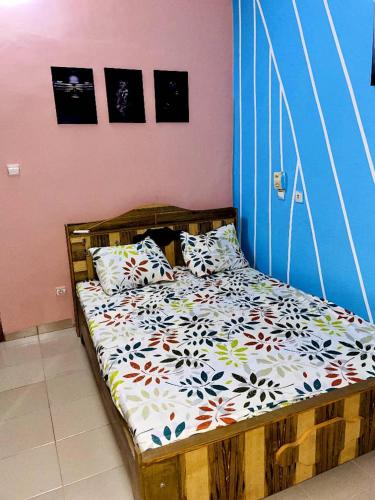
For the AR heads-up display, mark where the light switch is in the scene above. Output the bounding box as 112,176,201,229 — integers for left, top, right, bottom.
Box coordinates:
7,164,20,176
277,190,286,200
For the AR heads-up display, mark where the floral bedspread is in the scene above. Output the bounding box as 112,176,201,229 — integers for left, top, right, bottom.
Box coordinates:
77,267,375,452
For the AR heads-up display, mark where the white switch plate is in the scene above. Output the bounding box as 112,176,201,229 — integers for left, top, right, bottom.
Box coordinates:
295,191,303,203
7,164,20,176
277,190,286,200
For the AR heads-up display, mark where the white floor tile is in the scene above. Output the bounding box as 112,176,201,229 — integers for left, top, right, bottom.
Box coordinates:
57,425,123,485
64,466,134,500
0,408,54,459
51,394,108,440
46,369,98,407
0,359,44,392
0,444,61,500
43,346,90,380
0,381,49,422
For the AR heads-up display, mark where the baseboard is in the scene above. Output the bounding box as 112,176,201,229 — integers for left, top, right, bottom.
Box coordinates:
38,318,74,335
4,318,74,342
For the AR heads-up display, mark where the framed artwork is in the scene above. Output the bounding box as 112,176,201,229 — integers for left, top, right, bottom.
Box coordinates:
104,68,145,123
51,67,97,124
154,70,189,122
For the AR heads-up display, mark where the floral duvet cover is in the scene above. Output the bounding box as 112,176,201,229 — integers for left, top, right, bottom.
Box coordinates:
77,266,375,452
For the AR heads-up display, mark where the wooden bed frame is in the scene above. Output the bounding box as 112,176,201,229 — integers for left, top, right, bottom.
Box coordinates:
65,205,375,500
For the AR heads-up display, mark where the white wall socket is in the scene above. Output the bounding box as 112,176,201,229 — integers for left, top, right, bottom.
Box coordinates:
55,286,67,296
295,191,303,203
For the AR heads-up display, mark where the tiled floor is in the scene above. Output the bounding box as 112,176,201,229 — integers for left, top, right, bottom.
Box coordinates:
0,328,375,499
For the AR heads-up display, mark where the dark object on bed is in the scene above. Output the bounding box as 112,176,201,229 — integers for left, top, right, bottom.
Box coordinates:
51,66,98,124
133,227,181,247
154,70,189,122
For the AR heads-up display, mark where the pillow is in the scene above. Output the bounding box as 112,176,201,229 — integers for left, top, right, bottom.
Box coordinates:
89,237,174,295
180,223,248,277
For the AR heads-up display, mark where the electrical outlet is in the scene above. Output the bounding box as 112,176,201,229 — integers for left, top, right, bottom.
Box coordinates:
295,191,303,203
55,286,67,296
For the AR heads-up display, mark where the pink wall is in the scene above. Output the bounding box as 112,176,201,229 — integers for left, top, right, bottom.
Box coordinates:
0,0,233,334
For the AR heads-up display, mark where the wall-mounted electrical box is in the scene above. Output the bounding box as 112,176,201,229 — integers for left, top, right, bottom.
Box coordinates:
273,171,286,191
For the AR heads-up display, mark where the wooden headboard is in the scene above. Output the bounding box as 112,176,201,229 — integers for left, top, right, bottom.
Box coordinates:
66,204,236,326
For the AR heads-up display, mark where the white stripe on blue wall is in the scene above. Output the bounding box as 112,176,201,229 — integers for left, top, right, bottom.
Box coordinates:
232,0,374,321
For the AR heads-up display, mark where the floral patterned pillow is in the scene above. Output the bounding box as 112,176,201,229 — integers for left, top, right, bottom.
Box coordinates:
89,237,174,295
180,223,249,277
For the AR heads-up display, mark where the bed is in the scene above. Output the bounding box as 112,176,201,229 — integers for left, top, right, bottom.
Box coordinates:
66,205,375,500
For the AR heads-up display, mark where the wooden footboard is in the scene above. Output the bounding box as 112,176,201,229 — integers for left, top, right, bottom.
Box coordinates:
138,383,375,499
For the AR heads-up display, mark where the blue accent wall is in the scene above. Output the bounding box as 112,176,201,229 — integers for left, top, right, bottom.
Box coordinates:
233,0,375,321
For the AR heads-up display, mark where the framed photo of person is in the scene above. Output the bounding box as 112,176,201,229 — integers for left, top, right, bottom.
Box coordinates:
154,70,189,123
51,67,98,124
104,68,146,123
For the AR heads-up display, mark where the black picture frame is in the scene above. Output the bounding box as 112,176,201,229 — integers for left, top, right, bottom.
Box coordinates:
104,68,146,123
154,70,189,123
51,67,98,124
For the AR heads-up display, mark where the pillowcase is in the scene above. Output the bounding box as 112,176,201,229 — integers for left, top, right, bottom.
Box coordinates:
89,237,174,295
180,223,248,277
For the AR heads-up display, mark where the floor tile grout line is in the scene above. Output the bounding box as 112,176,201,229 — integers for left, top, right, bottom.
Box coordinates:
25,485,65,500
54,421,110,444
39,332,67,494
61,463,125,489
0,440,56,463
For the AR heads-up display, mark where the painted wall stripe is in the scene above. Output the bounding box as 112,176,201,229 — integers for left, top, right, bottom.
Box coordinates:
238,0,243,242
268,49,272,275
292,0,372,320
256,0,326,298
279,86,284,172
323,0,375,185
253,0,258,267
287,161,299,284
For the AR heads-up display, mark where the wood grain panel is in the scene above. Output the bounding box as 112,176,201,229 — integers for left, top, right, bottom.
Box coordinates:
164,241,176,266
358,389,375,455
208,434,245,500
339,394,362,464
73,260,87,273
188,223,199,235
315,419,345,474
245,427,265,500
142,458,181,500
120,230,138,245
265,416,297,495
315,401,344,424
109,232,120,246
295,410,315,483
91,234,110,248
198,221,213,234
181,447,209,500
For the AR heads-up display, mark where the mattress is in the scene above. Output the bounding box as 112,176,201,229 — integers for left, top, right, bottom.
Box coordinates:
77,266,375,452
